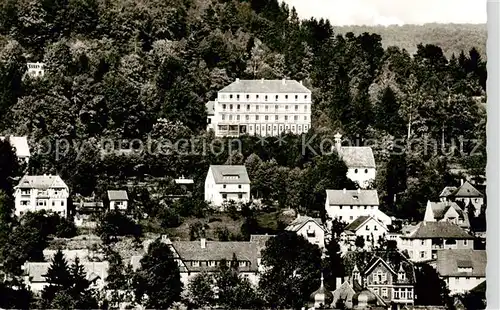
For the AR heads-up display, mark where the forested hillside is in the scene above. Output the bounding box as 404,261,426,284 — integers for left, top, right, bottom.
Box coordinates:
335,23,487,58
0,0,486,220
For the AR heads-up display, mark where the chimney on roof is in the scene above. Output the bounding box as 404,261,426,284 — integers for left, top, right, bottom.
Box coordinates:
200,238,206,249
334,132,342,154
357,188,361,194
461,179,464,186
282,78,286,85
261,78,264,83
236,78,240,82
300,80,303,85
343,188,346,194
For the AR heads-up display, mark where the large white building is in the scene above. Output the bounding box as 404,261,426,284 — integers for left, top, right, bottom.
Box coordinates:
324,189,392,226
398,221,474,262
204,165,251,208
14,175,69,217
206,78,312,137
333,133,376,189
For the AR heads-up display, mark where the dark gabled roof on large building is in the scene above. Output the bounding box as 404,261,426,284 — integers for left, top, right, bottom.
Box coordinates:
169,240,260,272
402,221,474,239
340,146,376,168
326,189,379,206
208,165,250,184
219,79,310,94
436,250,486,277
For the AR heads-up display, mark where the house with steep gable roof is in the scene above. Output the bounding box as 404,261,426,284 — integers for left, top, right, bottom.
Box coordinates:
341,250,416,309
340,216,388,251
14,175,69,217
423,201,470,229
204,165,251,208
398,221,474,262
333,133,376,189
325,189,391,226
285,214,326,249
436,249,486,295
440,181,484,216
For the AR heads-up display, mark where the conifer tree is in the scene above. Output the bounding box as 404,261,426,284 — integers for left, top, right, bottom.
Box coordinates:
41,249,72,307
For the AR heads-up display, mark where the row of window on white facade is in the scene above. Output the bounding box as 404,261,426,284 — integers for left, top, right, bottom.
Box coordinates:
20,200,65,207
221,104,308,111
20,189,65,195
221,114,308,121
220,94,308,101
402,239,469,246
218,124,309,132
190,260,249,267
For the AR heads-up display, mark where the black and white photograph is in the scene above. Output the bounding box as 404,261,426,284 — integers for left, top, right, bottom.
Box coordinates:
0,0,491,309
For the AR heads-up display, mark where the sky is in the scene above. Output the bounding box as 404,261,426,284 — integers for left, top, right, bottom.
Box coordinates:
281,0,488,26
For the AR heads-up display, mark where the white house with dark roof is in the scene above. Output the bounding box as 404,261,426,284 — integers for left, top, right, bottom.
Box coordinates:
22,261,108,294
208,78,312,137
340,216,388,251
436,249,486,295
107,190,128,211
14,175,69,217
285,214,326,249
398,221,474,262
0,135,30,163
423,201,470,229
205,165,250,208
333,133,376,189
439,181,484,216
325,189,391,226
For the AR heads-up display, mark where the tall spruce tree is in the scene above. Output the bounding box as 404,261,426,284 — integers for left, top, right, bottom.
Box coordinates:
41,249,72,307
132,239,182,309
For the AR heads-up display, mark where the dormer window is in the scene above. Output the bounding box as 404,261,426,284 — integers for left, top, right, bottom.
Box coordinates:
239,261,247,267
398,270,406,281
192,261,200,267
353,195,359,200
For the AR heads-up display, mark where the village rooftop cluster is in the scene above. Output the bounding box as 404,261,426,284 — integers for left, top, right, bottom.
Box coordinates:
1,74,487,310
